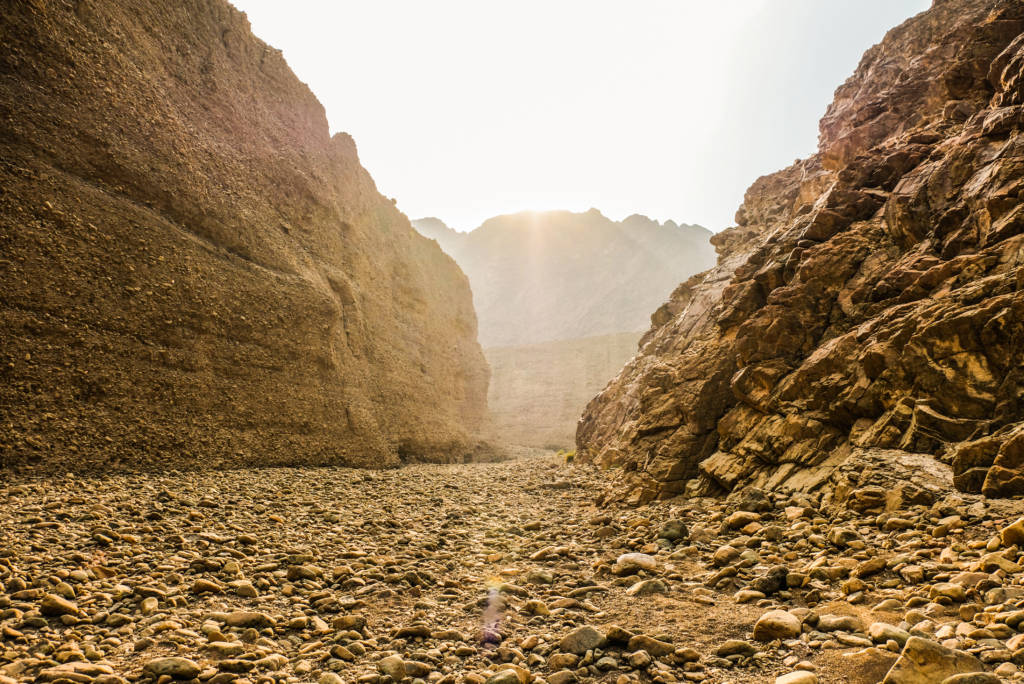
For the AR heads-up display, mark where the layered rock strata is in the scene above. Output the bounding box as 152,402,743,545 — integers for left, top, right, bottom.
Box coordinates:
578,0,1024,503
0,0,489,471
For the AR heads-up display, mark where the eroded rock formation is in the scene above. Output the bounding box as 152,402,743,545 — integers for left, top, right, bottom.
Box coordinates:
0,0,489,470
578,0,1024,503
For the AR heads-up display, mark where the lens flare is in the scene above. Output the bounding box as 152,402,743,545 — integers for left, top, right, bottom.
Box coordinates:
481,576,503,646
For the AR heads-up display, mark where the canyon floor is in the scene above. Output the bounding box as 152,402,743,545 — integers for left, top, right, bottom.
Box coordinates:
3,455,1024,684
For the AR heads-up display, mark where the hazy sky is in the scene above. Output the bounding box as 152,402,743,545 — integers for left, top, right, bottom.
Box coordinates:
233,0,930,232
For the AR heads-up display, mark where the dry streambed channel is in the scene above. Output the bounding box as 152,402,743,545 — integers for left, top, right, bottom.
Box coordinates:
3,455,1024,683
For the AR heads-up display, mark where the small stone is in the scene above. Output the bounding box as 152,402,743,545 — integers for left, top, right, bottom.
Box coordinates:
735,589,765,603
484,671,521,684
548,670,578,684
658,519,689,541
143,658,201,679
612,553,657,576
725,511,761,529
403,661,431,678
716,639,756,657
191,578,222,594
869,622,910,647
548,653,579,670
626,578,667,596
559,625,607,654
713,545,741,567
286,564,319,581
627,634,674,657
828,527,860,547
378,654,406,681
40,594,79,617
929,583,965,602
817,614,863,633
776,673,818,684
224,611,273,628
1000,517,1024,547
753,610,802,641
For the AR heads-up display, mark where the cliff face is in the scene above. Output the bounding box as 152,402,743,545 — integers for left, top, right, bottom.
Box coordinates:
0,0,489,470
578,0,1024,504
413,211,715,348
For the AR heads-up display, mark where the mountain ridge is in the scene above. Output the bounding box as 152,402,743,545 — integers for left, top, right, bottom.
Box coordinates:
413,210,715,347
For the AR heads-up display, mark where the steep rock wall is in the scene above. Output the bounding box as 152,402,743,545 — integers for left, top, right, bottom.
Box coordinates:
578,0,1024,504
0,0,489,471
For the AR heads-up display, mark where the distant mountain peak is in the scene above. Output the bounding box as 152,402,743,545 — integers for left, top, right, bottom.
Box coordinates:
413,210,715,347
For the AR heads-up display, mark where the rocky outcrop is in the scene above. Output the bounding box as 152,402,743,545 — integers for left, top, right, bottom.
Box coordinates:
578,0,1024,503
413,211,714,347
485,332,641,450
0,0,489,471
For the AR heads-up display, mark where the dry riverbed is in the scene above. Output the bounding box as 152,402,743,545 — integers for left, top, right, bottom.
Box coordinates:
2,455,1024,683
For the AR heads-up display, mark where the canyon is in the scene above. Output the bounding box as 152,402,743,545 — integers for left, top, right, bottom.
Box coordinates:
414,212,714,449
2,0,1024,683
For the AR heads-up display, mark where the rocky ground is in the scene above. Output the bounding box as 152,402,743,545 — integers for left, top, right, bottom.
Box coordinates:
3,455,1024,684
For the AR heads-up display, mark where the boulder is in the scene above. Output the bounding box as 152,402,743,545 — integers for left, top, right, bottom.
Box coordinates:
882,637,984,683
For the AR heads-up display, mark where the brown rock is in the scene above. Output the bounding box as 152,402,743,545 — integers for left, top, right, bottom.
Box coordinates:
753,610,802,641
0,0,489,473
39,594,79,617
882,637,984,683
576,0,1024,503
1001,517,1024,546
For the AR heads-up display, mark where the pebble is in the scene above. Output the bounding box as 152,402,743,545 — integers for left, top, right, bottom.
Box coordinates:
143,658,201,679
775,672,818,684
559,625,607,654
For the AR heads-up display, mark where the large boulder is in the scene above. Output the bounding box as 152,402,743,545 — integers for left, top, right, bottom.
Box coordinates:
881,637,984,683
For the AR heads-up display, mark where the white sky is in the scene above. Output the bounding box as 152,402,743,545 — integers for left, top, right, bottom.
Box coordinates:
232,0,930,232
